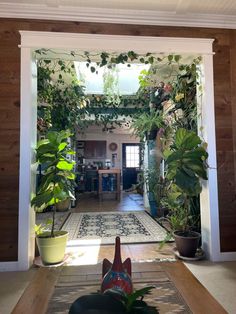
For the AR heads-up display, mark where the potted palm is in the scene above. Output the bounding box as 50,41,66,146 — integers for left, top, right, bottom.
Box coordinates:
131,109,164,141
31,130,76,264
163,128,208,257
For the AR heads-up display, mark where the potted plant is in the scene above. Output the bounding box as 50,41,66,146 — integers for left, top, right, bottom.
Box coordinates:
131,109,164,141
69,286,158,314
31,130,76,264
145,164,162,217
163,128,208,257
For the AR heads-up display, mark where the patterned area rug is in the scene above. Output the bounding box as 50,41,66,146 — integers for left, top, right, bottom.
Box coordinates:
47,266,191,314
63,211,169,245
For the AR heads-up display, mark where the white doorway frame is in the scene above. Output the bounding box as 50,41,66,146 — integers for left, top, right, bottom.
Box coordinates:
2,30,233,271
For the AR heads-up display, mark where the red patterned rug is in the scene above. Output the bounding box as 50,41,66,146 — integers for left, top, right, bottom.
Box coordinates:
47,265,191,313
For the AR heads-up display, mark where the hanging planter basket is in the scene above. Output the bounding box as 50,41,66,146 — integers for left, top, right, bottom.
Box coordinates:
146,128,159,141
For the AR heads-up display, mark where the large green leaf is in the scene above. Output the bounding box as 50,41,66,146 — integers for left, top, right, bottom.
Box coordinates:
181,132,201,149
175,128,201,149
53,186,69,202
36,143,57,156
65,149,76,155
56,130,72,143
58,142,67,152
47,131,62,146
175,169,201,195
31,190,54,208
56,160,74,171
175,128,188,148
183,147,208,160
184,161,208,180
37,173,54,192
165,150,183,164
37,138,49,147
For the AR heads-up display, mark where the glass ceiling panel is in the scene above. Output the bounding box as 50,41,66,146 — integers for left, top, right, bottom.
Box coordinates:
74,61,150,95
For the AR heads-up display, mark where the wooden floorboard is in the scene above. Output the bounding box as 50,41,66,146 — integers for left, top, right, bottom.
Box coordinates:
12,267,62,314
12,261,227,314
161,261,227,314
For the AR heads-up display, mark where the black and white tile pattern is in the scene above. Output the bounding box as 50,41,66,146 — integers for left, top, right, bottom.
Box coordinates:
63,211,168,245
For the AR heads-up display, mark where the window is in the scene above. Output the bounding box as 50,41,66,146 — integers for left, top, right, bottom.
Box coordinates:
74,62,150,95
126,145,140,168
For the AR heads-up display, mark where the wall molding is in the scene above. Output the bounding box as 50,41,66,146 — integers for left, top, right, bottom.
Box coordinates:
1,3,236,29
19,31,214,55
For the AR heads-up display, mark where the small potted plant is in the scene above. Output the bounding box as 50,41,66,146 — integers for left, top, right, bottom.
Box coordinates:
31,130,76,264
163,128,208,257
69,286,158,314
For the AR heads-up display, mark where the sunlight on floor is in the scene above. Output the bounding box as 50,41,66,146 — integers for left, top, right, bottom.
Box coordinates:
65,240,101,266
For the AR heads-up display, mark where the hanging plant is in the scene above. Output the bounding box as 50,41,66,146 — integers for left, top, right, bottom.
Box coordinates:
103,65,121,105
35,50,202,135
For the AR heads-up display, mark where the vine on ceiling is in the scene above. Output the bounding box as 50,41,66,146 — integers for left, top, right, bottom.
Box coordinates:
36,49,201,134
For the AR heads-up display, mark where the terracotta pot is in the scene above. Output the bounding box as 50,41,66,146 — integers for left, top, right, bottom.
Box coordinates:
173,231,201,257
55,198,71,212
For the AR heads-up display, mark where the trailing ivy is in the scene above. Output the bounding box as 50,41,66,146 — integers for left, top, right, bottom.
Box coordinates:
36,50,201,134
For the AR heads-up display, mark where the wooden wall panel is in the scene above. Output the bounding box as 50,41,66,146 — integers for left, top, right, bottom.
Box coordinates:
0,18,236,260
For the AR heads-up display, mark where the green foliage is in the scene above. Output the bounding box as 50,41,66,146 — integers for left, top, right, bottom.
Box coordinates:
131,109,165,141
144,163,166,205
103,66,120,105
103,286,157,313
36,50,202,142
37,59,89,132
31,130,76,237
34,220,52,236
164,128,208,196
163,128,208,232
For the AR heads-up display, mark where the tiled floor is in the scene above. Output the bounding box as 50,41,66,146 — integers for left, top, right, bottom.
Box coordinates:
73,191,145,212
64,192,175,265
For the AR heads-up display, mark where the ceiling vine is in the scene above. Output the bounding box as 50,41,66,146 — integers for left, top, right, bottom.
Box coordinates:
36,49,201,133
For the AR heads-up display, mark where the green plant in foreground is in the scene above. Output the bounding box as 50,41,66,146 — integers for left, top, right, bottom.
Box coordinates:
104,286,157,313
31,130,76,237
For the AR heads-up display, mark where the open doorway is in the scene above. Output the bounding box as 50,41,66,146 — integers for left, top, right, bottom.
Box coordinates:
17,31,219,271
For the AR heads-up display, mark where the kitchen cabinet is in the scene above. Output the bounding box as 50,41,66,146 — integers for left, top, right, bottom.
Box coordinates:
84,141,106,158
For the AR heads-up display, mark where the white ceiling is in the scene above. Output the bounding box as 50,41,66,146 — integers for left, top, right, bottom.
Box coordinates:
1,0,236,29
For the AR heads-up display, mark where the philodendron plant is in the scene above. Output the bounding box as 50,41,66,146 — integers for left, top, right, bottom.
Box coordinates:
31,130,76,237
163,128,208,234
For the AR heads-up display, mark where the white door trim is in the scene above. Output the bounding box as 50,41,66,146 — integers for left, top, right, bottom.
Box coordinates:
1,31,232,271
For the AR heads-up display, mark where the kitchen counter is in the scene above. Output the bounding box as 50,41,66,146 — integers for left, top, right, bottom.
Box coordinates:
98,169,121,201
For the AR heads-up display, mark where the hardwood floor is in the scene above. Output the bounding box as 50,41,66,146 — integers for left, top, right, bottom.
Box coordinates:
12,262,227,314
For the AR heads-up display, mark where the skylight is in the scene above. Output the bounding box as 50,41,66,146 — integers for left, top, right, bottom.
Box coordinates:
74,61,150,95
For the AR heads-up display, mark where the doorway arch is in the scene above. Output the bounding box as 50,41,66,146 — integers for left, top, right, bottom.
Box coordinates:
14,31,220,270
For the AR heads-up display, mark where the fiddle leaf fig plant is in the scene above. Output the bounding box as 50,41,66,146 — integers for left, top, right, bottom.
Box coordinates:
163,128,208,233
31,130,76,237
